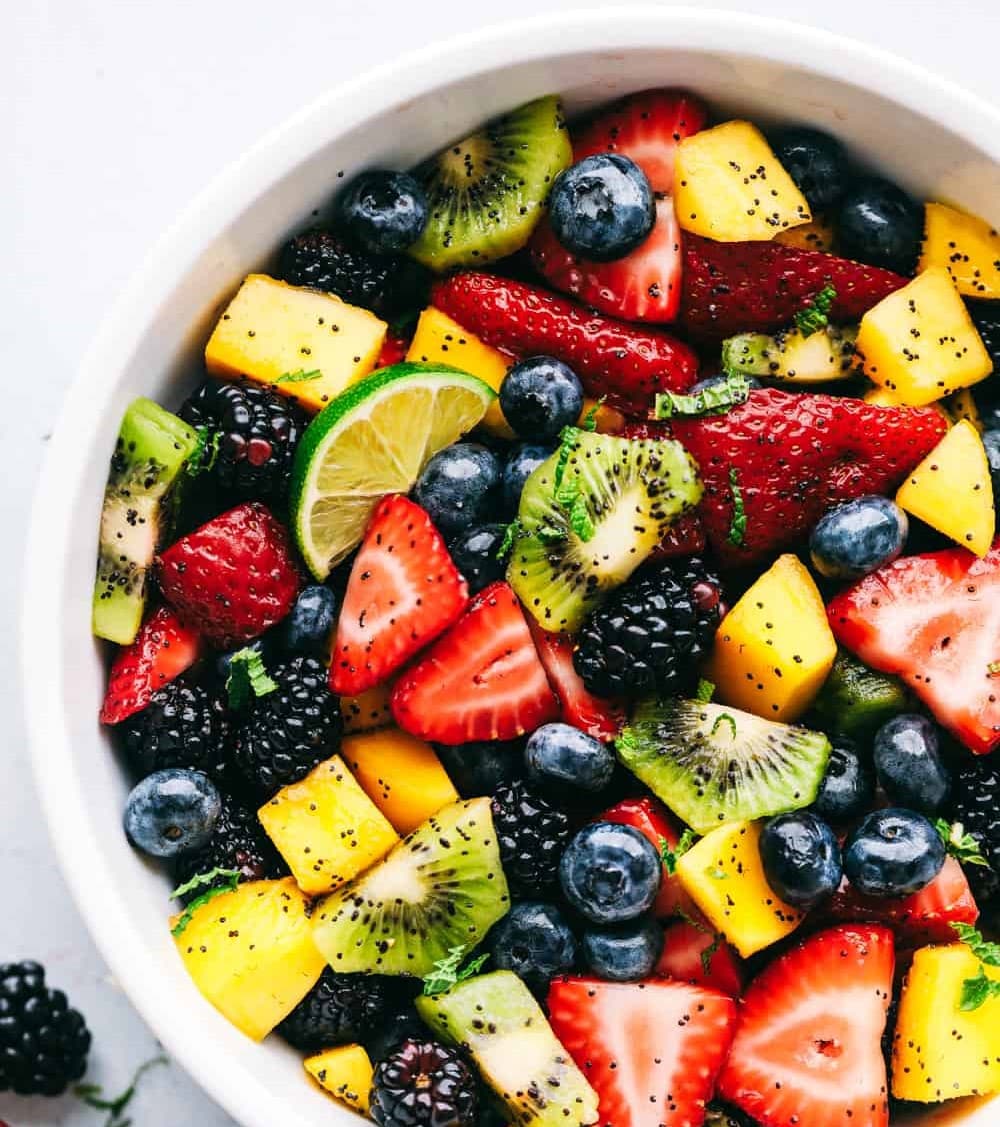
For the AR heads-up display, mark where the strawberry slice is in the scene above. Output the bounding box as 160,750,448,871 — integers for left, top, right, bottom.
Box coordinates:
547,976,737,1127
656,918,745,997
100,606,202,724
376,327,411,368
530,196,683,323
391,581,560,743
329,495,468,695
650,511,707,561
430,272,698,416
828,541,1000,754
528,621,625,742
717,924,894,1127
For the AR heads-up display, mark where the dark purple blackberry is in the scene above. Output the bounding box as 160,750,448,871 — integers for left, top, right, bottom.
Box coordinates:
0,962,91,1096
277,969,393,1051
573,557,723,698
947,753,1000,914
119,681,231,783
968,300,1000,425
278,228,429,318
179,380,306,503
370,1039,478,1127
490,780,571,897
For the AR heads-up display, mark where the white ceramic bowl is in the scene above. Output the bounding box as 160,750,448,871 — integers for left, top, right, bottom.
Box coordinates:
22,8,1000,1126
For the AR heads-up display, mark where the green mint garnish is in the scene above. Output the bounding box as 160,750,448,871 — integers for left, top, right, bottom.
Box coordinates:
567,492,596,542
695,678,716,704
226,647,278,711
700,932,723,976
187,427,221,478
275,368,322,384
552,426,578,494
659,828,698,875
960,966,1000,1012
655,374,752,420
581,399,604,432
496,518,523,560
727,467,746,548
550,427,596,542
706,866,728,881
935,819,991,868
77,1055,168,1127
169,868,241,938
615,728,638,756
952,923,1000,965
793,283,837,338
536,524,567,544
710,712,738,740
422,945,489,996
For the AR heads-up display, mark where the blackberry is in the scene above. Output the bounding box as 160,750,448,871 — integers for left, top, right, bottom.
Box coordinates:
179,380,306,503
278,229,429,318
948,754,1000,912
277,969,393,1051
490,780,571,896
119,681,231,783
573,558,722,698
0,962,91,1096
370,1039,478,1127
231,655,341,797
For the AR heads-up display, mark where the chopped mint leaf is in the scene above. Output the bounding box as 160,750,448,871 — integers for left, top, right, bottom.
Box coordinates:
660,828,698,875
422,945,489,996
76,1055,168,1127
496,518,522,560
727,467,746,548
169,868,240,938
187,427,221,478
226,647,278,711
676,907,710,934
536,523,567,544
793,283,837,338
700,932,723,976
960,966,1000,1011
655,374,752,420
952,922,1000,966
567,492,596,541
695,678,716,703
582,399,604,432
706,866,728,880
275,368,322,384
616,728,638,756
710,712,738,740
552,426,579,494
935,819,991,868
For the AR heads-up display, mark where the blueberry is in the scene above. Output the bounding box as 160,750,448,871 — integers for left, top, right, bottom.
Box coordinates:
759,811,843,909
502,443,554,514
434,740,524,797
873,714,950,813
810,495,908,579
843,807,946,897
770,127,849,213
488,901,577,993
123,768,221,858
334,169,428,254
412,442,501,536
214,637,269,683
559,821,662,924
448,524,507,594
363,1001,429,1064
525,723,615,794
277,585,338,656
581,918,664,982
549,154,655,262
813,737,876,823
983,430,1000,498
499,357,584,441
837,178,923,274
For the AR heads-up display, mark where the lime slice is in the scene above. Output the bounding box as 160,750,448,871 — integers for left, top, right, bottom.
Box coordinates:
290,362,495,578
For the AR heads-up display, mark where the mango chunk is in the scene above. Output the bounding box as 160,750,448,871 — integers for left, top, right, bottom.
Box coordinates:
305,1044,374,1113
775,214,836,253
205,274,386,412
675,121,811,242
675,821,803,957
946,387,985,433
342,729,459,835
706,554,836,722
340,684,394,734
896,419,995,556
173,877,325,1041
892,944,1000,1102
920,202,1000,299
258,754,398,895
856,267,992,406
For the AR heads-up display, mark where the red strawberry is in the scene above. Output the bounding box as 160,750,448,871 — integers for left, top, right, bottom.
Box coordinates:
329,495,468,695
828,541,1000,754
430,273,698,416
671,388,948,565
572,89,708,193
717,924,894,1127
680,234,907,338
547,976,737,1127
100,606,202,724
157,502,301,648
656,918,745,997
530,196,682,323
650,511,707,561
377,327,411,368
527,621,625,742
391,581,559,743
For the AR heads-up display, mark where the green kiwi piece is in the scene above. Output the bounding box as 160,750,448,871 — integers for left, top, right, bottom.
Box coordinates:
507,428,701,633
407,95,571,272
721,324,858,385
92,398,199,644
311,797,509,977
416,971,600,1127
812,649,913,738
617,698,831,835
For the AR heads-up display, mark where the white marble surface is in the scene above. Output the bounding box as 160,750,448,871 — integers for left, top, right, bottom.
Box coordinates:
4,0,1000,1122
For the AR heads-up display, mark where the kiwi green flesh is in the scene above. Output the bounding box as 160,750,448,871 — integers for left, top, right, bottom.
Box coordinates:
721,324,858,385
416,971,600,1127
311,797,509,977
507,430,702,633
617,698,831,835
407,95,572,272
92,398,199,644
812,649,912,738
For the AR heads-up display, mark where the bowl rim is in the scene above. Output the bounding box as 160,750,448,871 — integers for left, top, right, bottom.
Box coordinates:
22,8,1000,1126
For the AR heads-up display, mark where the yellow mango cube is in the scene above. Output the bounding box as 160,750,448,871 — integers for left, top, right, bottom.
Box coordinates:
675,821,804,957
340,684,394,734
173,878,325,1041
305,1044,374,1113
946,387,985,433
205,274,386,412
707,554,836,722
896,419,995,556
675,121,811,241
892,944,1000,1102
856,268,993,406
920,202,1000,298
258,754,398,895
775,215,836,253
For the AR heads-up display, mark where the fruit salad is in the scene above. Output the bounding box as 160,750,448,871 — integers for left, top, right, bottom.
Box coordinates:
92,88,1000,1127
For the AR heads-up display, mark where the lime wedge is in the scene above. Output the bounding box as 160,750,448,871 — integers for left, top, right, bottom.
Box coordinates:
289,362,495,578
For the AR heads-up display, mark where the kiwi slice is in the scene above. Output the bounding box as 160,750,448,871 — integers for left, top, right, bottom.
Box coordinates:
416,971,600,1127
407,95,572,272
721,324,858,385
507,429,701,633
311,797,509,977
617,698,831,835
92,398,199,644
812,649,913,738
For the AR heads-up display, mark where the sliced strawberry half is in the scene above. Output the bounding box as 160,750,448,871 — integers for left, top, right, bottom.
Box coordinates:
376,327,411,368
329,495,469,695
718,924,894,1127
656,919,745,998
650,511,707,561
391,581,560,743
548,976,736,1127
100,605,202,724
